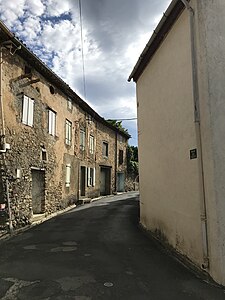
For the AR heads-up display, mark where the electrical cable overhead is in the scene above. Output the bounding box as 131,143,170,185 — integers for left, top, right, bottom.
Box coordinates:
108,118,137,121
78,0,87,100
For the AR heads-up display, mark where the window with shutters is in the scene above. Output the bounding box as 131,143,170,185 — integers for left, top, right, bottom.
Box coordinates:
22,95,34,127
65,119,72,145
65,164,71,187
80,128,86,151
89,135,94,154
87,167,95,187
48,109,56,136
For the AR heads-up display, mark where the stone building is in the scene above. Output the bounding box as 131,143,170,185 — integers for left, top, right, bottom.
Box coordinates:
0,21,129,229
129,0,225,286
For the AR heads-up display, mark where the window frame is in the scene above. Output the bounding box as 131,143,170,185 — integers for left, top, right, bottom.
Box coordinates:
87,167,95,187
89,135,94,155
119,149,124,165
67,98,72,111
80,128,86,151
48,108,56,136
22,95,34,127
65,119,72,145
102,141,109,157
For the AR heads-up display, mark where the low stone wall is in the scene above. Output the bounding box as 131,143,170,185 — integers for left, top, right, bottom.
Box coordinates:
125,176,139,191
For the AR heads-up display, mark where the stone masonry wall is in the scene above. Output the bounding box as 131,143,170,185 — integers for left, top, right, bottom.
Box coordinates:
0,46,128,229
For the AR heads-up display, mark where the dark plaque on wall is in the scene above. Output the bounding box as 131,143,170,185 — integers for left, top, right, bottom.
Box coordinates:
190,149,197,160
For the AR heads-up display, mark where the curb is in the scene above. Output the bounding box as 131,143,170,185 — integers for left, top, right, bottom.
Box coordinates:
0,204,76,242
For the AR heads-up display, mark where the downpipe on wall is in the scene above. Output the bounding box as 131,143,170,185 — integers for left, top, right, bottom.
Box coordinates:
180,0,209,270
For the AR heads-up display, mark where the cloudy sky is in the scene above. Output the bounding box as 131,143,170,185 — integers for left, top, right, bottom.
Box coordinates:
0,0,170,145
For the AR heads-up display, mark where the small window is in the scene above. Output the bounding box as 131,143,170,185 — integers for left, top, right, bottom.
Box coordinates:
86,114,92,124
89,135,94,154
65,119,72,145
49,85,55,94
22,95,34,127
65,164,71,187
25,65,32,75
102,142,108,157
41,148,47,161
119,150,123,165
48,109,56,136
87,167,95,187
118,135,123,143
80,128,86,151
67,98,72,111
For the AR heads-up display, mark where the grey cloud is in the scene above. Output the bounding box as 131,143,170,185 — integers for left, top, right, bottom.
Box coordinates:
79,0,171,53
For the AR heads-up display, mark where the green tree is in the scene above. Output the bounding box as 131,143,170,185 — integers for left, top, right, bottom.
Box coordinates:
127,145,138,178
107,119,129,134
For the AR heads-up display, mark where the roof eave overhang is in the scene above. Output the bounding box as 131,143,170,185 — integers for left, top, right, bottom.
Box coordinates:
0,21,130,140
128,0,185,83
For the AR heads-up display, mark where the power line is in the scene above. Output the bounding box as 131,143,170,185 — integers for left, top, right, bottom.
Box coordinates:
78,0,87,100
108,118,137,121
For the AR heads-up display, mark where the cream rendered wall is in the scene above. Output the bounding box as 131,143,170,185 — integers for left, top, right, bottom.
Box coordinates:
136,10,204,265
195,0,225,285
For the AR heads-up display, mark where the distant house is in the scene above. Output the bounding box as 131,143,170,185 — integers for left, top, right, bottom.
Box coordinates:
129,0,225,285
0,20,129,229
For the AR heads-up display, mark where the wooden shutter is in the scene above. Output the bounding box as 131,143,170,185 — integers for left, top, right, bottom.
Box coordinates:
93,168,95,187
27,98,34,126
22,95,29,124
66,164,71,187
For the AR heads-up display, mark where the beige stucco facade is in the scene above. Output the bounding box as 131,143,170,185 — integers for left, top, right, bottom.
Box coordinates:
137,7,204,266
131,0,225,285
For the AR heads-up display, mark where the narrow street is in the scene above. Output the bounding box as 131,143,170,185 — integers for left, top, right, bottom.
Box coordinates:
0,192,224,300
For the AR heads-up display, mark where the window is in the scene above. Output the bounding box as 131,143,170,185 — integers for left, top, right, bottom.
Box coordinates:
102,142,108,157
119,150,123,165
65,164,71,187
25,65,32,75
118,135,124,143
22,95,34,127
89,135,94,154
86,114,92,124
87,167,95,187
65,119,72,145
41,148,47,161
49,85,55,94
48,109,56,136
80,128,86,151
67,98,72,111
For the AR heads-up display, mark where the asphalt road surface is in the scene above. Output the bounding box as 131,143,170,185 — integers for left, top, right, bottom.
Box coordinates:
0,192,224,300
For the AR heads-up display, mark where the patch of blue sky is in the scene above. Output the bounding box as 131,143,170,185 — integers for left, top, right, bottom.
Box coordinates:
33,47,55,68
42,12,72,23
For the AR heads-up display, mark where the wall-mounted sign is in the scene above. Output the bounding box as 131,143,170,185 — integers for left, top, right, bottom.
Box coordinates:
190,149,197,160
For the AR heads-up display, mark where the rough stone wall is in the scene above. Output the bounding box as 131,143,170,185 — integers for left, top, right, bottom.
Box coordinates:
0,47,128,229
1,52,64,227
96,122,116,193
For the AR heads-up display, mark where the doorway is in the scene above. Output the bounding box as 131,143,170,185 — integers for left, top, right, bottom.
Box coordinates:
80,166,86,196
31,169,45,214
100,167,111,196
117,172,125,192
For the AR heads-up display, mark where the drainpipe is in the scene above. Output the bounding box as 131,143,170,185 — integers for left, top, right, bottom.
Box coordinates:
114,132,118,193
180,0,209,269
0,46,6,148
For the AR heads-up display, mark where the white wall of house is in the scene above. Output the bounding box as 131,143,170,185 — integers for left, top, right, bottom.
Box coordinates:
136,8,205,266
